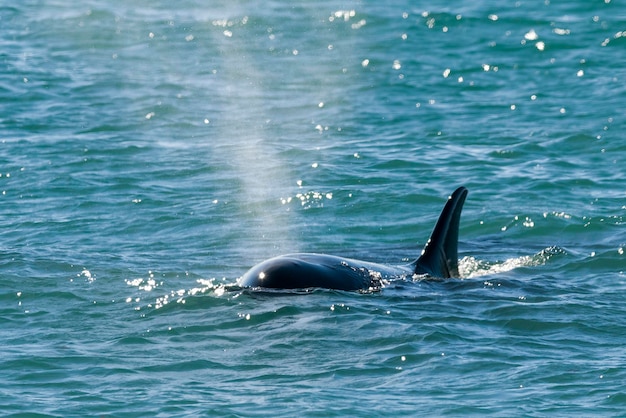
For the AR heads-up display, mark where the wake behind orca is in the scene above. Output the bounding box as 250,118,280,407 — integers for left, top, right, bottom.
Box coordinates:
239,187,468,291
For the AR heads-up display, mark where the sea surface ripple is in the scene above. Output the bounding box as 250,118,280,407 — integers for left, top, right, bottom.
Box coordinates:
1,0,625,416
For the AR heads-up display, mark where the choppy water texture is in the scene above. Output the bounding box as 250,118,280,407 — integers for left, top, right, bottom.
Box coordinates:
1,0,626,416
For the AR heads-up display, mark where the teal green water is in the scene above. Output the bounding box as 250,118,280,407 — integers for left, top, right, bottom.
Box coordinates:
2,1,626,416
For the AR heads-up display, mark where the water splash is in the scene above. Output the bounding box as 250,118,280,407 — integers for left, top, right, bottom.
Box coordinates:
126,277,239,312
280,189,334,209
459,246,566,278
152,285,200,310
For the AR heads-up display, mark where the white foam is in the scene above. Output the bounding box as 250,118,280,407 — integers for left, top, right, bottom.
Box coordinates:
459,246,565,278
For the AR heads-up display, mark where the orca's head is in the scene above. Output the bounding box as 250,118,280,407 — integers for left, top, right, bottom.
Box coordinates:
239,257,312,289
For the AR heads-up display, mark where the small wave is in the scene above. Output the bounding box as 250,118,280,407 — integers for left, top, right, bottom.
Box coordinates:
459,246,566,278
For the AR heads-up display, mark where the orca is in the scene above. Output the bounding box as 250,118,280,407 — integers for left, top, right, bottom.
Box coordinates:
239,186,468,291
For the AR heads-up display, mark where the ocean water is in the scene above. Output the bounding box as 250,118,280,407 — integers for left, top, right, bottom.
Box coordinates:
1,0,625,416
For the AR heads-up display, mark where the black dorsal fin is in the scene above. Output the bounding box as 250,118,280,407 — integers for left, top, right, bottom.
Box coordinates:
414,187,468,278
